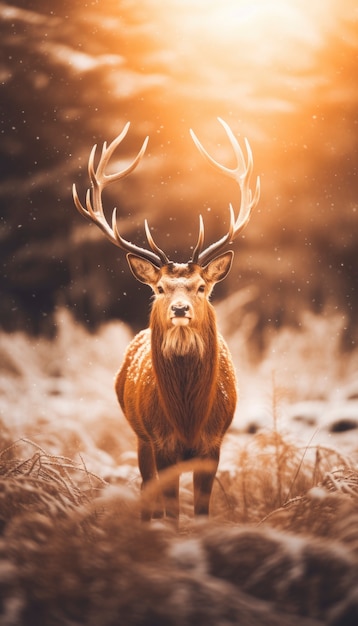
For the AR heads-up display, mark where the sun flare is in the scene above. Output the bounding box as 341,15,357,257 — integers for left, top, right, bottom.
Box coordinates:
145,0,354,69
132,0,355,123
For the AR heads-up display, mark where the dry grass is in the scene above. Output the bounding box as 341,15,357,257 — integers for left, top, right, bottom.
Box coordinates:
0,438,106,528
0,435,357,625
210,430,355,525
0,309,357,624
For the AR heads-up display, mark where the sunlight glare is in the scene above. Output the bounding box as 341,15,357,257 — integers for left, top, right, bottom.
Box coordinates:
148,0,351,66
138,0,355,119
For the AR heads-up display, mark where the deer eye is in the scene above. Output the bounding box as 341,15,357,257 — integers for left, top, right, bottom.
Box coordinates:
197,285,205,294
157,285,164,294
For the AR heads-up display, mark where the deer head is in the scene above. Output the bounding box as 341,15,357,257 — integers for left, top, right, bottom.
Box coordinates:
72,118,260,309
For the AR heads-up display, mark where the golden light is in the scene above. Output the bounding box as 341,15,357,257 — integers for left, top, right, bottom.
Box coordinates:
145,0,354,69
111,0,356,128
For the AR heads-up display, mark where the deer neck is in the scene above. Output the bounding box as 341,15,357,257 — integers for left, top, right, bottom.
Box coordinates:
150,305,219,445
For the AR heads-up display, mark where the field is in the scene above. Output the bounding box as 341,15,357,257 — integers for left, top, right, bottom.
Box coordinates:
1,1,357,623
1,306,357,625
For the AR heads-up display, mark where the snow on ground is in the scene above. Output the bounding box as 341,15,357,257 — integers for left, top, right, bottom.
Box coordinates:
1,308,358,625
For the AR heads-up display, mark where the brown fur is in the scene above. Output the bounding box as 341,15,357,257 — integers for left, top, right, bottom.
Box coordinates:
115,253,237,521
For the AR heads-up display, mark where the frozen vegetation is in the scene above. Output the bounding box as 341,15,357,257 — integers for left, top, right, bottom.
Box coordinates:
0,308,357,625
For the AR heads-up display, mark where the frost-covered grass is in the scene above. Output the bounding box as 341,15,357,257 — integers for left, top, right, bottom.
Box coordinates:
0,308,357,625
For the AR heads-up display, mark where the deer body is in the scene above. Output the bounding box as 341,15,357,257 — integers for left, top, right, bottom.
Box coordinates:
72,119,260,521
114,259,237,518
117,328,236,454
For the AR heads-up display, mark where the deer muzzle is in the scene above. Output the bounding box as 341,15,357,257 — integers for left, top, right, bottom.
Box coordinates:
170,303,192,326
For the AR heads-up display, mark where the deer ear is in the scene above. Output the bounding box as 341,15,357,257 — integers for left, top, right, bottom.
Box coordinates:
203,251,234,284
127,254,161,285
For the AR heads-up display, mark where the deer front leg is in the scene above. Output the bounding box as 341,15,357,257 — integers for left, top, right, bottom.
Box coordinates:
154,449,180,523
193,450,220,516
137,439,163,521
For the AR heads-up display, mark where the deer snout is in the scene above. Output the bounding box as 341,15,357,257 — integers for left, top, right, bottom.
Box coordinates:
171,304,189,317
170,302,191,326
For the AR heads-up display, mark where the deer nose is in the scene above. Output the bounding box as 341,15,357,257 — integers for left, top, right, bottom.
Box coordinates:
171,304,190,318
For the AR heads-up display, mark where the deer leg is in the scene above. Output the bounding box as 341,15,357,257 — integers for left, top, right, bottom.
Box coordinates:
155,450,180,523
193,450,220,516
137,439,163,521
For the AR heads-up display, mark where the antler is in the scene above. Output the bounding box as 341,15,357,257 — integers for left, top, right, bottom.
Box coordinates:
189,117,260,266
72,122,170,266
73,120,260,269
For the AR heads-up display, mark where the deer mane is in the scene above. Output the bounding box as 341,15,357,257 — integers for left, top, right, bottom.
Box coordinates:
150,303,219,445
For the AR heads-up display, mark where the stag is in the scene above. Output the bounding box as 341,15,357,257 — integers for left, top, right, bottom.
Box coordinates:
72,119,260,522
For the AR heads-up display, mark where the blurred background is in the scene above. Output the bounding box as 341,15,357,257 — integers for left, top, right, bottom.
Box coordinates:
1,0,357,354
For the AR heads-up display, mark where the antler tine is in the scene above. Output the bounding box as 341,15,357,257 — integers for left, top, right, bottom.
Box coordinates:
73,123,165,266
73,181,119,247
92,124,149,186
144,220,170,265
190,117,260,266
191,214,205,264
94,122,131,182
110,210,164,266
195,205,236,266
190,118,246,178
